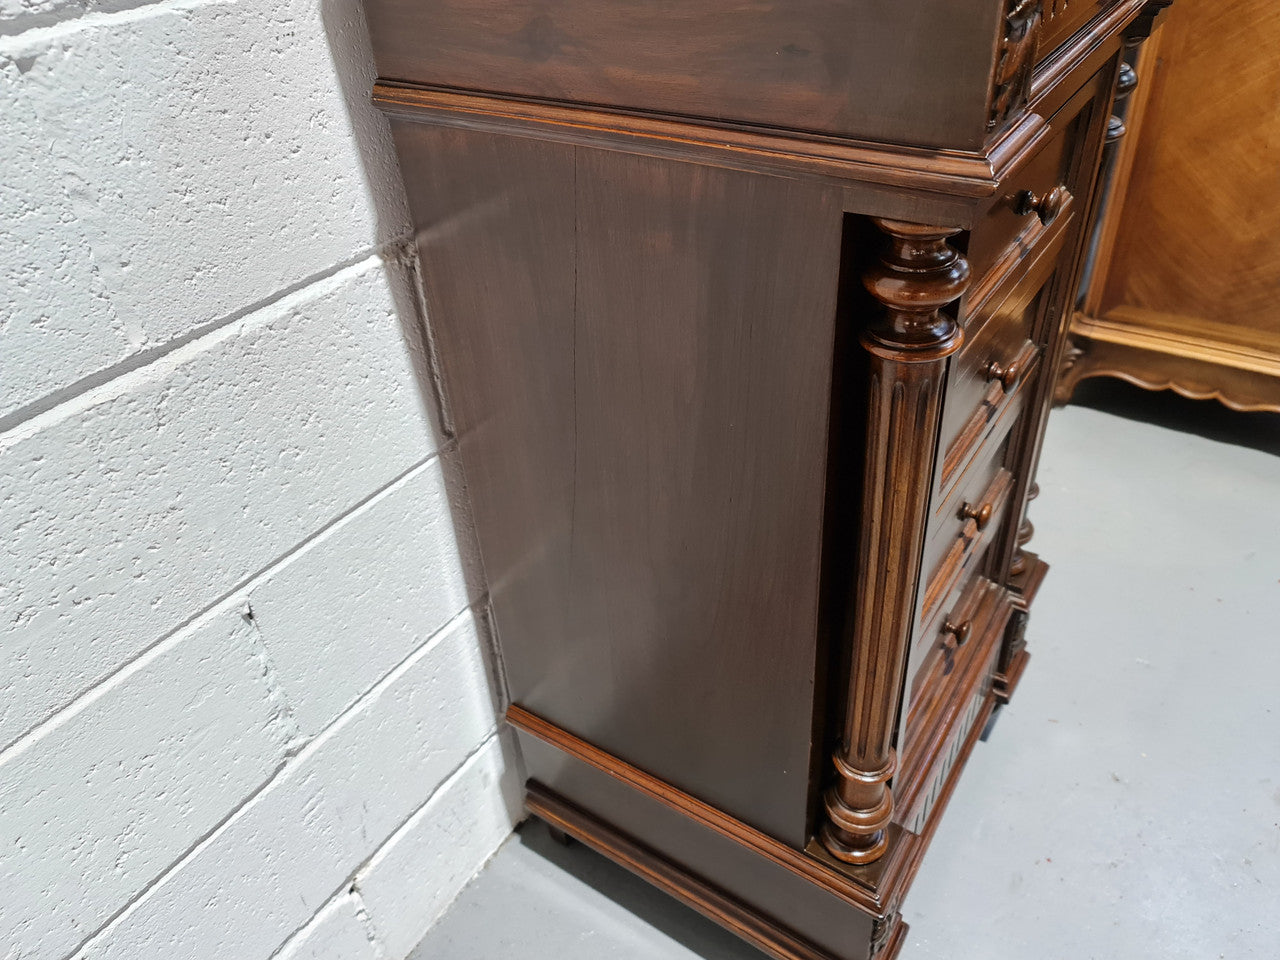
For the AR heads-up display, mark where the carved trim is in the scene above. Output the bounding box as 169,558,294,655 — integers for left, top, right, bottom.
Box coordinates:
989,0,1044,133
819,222,970,866
1076,310,1280,377
1055,337,1086,404
1054,327,1280,413
1104,61,1140,144
871,914,908,959
1007,549,1049,606
1115,61,1139,99
861,222,969,355
1029,0,1149,106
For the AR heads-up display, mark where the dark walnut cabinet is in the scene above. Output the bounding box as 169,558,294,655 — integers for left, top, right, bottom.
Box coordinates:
361,2,1171,957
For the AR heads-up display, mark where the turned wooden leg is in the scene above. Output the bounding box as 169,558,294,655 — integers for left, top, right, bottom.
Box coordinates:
547,824,574,847
1009,482,1039,576
819,220,970,865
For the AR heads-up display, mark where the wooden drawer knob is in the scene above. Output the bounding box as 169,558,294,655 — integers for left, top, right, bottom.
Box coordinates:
1013,185,1068,225
985,354,1025,391
941,617,972,648
961,500,994,529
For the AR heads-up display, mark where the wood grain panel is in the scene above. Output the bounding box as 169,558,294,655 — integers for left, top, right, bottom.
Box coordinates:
391,120,845,846
365,0,1005,149
1099,1,1280,343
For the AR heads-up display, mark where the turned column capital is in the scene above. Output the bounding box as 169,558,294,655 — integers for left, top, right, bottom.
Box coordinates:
861,219,970,358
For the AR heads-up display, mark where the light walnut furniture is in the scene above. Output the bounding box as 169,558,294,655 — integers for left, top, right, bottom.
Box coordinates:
1059,0,1280,411
359,2,1171,957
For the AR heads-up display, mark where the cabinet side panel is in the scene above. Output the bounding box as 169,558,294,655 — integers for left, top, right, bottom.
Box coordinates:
392,122,844,845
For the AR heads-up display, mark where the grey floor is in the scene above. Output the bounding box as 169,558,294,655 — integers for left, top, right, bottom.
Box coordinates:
412,383,1280,960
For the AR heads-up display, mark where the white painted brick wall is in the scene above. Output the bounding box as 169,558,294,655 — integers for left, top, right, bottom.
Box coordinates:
1,0,523,955
356,731,523,960
0,0,410,420
69,612,509,960
273,894,382,960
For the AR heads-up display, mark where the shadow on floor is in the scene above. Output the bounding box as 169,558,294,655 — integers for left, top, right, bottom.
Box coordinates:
1067,378,1280,456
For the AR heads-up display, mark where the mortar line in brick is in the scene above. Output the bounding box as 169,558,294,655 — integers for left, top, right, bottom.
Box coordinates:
0,0,173,41
264,887,388,960
1,0,233,50
239,597,308,757
347,729,523,953
349,727,504,884
0,448,449,760
63,604,496,960
347,888,392,960
255,731,506,960
0,239,413,440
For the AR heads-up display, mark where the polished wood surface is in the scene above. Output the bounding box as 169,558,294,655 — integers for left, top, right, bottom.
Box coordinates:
1041,0,1124,57
364,1,1170,956
1060,0,1280,410
365,0,1009,149
393,122,847,846
818,220,969,866
373,82,1053,230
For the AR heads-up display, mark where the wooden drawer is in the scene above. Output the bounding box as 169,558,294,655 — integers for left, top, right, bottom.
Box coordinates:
917,466,1015,648
897,575,1014,832
967,117,1075,288
938,203,1071,493
920,439,1009,611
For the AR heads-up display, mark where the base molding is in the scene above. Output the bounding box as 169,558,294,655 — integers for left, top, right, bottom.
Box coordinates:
511,667,1004,960
526,783,907,960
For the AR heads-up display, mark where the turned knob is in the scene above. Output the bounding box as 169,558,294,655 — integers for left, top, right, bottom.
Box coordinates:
941,618,972,648
1013,185,1068,225
985,354,1025,391
961,500,994,529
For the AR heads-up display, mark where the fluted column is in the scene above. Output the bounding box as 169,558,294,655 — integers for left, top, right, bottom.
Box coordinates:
819,220,970,865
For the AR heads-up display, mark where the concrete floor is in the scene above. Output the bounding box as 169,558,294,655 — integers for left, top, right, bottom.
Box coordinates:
412,384,1280,960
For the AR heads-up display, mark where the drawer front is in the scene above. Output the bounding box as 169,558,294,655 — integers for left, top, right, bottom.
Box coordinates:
939,325,1038,495
897,576,1014,831
918,467,1015,644
921,434,1012,600
939,207,1071,492
967,118,1075,289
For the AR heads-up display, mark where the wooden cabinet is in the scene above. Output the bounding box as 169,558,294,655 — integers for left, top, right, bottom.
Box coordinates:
1059,0,1280,411
361,2,1171,957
